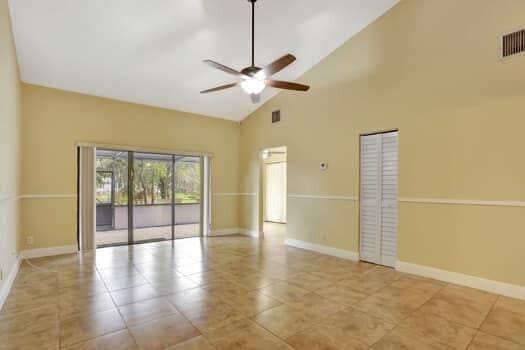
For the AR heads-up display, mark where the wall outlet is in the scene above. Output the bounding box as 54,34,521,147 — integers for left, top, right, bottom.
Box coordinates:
320,161,328,170
26,236,34,245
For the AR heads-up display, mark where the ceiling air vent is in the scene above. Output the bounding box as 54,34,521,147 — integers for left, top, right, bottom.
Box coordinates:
502,28,525,58
272,110,281,123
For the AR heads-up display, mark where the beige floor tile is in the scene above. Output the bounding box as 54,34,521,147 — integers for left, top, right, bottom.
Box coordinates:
493,297,525,316
186,271,232,287
129,314,200,350
118,297,178,327
4,237,521,350
59,279,108,298
316,284,368,307
7,281,57,301
288,308,393,348
103,274,149,291
481,300,525,345
141,269,183,283
284,272,334,291
164,335,216,350
59,292,115,320
390,275,447,295
420,285,497,328
201,282,252,300
286,292,346,318
60,309,126,347
0,324,59,350
1,294,58,314
204,318,293,350
356,286,432,323
97,266,140,280
176,262,212,275
150,277,198,296
468,332,524,350
110,284,159,306
61,329,139,350
227,290,282,316
167,288,223,312
252,304,320,339
399,310,477,349
58,272,101,288
177,298,246,332
371,327,453,350
258,281,311,303
227,272,281,290
335,275,388,294
0,304,58,335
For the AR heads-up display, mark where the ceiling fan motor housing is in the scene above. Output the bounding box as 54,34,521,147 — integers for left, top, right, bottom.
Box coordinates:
241,66,262,76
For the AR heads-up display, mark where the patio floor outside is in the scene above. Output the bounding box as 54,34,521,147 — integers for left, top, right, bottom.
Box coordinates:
96,224,200,246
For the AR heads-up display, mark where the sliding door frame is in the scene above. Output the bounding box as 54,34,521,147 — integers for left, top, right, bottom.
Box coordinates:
127,151,134,245
91,148,207,248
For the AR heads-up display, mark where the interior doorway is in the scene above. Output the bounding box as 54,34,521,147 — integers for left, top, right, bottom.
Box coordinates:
93,149,205,248
262,146,287,239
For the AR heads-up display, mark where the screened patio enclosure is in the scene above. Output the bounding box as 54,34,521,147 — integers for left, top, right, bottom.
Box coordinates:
95,149,204,247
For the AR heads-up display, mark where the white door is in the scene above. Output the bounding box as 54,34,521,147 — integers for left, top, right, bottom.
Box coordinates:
359,131,398,267
265,162,287,223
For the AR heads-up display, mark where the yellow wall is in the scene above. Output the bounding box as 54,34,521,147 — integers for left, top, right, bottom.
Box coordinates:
0,0,22,289
239,0,525,286
21,84,240,250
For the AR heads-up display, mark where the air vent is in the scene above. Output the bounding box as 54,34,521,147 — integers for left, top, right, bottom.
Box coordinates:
272,110,281,123
502,28,525,58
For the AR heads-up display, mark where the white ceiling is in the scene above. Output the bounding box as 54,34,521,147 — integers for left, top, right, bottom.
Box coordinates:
9,0,398,121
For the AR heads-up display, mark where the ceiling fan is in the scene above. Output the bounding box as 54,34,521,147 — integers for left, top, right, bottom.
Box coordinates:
200,0,310,103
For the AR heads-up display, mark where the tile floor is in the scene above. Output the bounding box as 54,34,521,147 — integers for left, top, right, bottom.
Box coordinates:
1,234,524,350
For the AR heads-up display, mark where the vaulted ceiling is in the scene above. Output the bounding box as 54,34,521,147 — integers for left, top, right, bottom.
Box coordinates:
9,0,398,121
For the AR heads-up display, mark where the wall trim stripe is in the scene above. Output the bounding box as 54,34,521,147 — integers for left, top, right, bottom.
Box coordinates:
398,197,525,208
288,194,358,201
396,261,525,300
212,193,256,196
0,256,22,310
285,194,525,207
10,193,523,207
20,245,78,259
285,238,359,261
19,194,77,199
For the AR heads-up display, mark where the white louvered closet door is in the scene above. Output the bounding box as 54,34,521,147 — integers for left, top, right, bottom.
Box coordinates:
360,131,398,267
265,162,287,223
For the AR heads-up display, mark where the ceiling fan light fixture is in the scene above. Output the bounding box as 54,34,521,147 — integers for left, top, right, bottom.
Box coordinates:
254,70,266,80
200,0,309,100
241,78,265,94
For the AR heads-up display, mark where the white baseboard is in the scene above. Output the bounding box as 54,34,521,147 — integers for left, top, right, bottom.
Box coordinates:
210,228,243,236
210,228,261,238
241,229,262,238
20,245,78,259
284,238,359,261
0,256,22,310
396,261,525,300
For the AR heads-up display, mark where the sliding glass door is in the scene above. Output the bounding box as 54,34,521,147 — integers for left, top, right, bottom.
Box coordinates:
174,156,202,238
95,150,129,247
132,152,174,244
95,149,204,247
